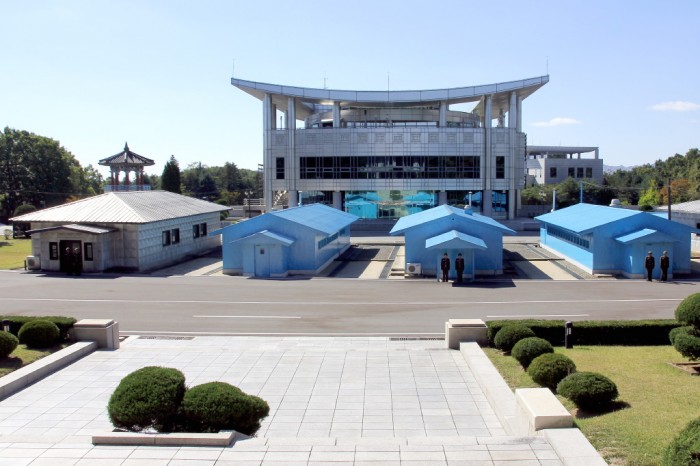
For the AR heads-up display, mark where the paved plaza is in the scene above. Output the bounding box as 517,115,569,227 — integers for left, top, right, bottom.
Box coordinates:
0,336,569,465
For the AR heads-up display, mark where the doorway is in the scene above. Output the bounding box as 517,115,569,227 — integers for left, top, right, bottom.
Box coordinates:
59,240,82,274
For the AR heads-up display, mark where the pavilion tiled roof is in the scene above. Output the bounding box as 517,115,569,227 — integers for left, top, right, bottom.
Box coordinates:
98,142,155,166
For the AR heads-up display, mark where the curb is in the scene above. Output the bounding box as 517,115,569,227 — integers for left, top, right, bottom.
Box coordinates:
92,430,238,447
0,340,98,401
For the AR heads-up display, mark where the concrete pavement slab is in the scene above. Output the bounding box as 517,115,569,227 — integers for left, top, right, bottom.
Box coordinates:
0,336,603,464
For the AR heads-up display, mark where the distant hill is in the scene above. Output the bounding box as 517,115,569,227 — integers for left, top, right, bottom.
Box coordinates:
604,164,636,173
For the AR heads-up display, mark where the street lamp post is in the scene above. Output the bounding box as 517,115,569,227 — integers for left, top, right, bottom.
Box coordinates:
245,190,252,218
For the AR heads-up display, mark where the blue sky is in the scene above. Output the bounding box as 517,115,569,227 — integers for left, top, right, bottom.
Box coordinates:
2,1,698,177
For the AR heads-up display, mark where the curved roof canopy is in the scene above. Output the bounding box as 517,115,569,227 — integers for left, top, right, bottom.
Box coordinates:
99,143,155,167
231,75,549,118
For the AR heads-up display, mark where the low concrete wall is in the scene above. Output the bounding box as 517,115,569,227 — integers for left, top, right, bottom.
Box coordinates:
93,430,238,447
445,319,488,349
515,388,573,435
0,341,98,401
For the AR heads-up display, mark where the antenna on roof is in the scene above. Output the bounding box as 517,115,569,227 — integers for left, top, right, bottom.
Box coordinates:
387,72,390,92
323,72,327,89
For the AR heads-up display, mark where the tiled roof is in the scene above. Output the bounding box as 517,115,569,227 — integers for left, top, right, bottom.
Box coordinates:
98,143,155,166
11,191,228,224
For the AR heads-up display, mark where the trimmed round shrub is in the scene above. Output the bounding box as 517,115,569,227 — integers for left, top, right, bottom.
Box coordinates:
18,320,60,348
108,366,186,432
528,353,576,390
182,382,269,435
673,332,700,361
662,417,700,466
0,331,19,358
494,325,536,353
557,372,618,411
511,337,554,369
676,293,700,327
670,326,695,345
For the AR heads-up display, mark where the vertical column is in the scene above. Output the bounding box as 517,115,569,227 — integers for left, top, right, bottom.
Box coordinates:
439,101,447,127
332,191,342,210
287,97,297,195
438,191,448,206
288,190,298,208
508,92,517,128
333,102,340,128
482,95,493,217
262,93,274,211
516,96,523,132
508,91,517,219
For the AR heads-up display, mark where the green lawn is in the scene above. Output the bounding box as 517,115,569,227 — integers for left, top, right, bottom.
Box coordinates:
0,344,67,377
0,238,32,269
484,346,700,466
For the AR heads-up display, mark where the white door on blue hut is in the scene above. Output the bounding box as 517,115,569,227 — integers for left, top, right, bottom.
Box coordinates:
254,245,271,277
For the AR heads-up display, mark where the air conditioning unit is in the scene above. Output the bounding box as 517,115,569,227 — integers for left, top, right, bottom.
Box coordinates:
406,262,422,276
26,255,40,270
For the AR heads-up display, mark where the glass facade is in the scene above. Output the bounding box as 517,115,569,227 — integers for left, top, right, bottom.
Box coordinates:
344,190,436,219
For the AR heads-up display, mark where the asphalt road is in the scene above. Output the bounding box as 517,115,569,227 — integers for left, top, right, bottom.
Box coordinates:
1,271,695,336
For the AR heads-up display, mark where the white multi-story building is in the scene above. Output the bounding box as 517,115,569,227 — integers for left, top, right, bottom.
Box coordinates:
232,75,549,219
526,145,603,186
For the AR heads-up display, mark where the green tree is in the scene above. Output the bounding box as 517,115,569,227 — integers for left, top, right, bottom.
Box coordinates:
638,186,662,207
0,127,80,219
161,155,181,193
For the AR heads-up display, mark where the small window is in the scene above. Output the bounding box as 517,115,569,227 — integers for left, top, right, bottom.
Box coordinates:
576,167,584,178
84,243,93,261
200,222,207,236
163,230,171,246
49,242,58,260
586,167,593,178
495,156,505,179
276,157,285,180
171,228,180,244
193,224,200,239
549,167,557,178
568,167,575,178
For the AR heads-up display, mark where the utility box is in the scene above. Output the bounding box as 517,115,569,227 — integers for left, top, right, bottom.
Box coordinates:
72,319,120,350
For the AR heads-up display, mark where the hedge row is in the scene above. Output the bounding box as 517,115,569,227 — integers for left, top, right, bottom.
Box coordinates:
0,316,76,342
486,319,682,346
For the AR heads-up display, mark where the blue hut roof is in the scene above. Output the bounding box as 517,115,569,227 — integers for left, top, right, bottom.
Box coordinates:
269,204,357,234
230,230,295,246
535,203,641,233
425,230,488,250
211,204,358,237
390,205,515,235
615,228,679,244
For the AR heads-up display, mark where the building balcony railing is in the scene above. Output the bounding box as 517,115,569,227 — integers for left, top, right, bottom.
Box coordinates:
103,184,152,192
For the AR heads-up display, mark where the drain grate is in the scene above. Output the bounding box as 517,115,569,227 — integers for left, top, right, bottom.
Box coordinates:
390,337,444,341
137,336,194,340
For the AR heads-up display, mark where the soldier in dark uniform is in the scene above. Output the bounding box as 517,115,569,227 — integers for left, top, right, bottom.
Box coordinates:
660,250,670,282
644,251,655,281
440,253,450,282
455,253,465,283
72,246,82,276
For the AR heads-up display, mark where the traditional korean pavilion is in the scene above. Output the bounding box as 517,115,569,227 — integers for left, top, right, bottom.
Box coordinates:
98,143,155,191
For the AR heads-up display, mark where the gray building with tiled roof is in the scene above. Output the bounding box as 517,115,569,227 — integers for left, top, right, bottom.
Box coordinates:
11,191,228,273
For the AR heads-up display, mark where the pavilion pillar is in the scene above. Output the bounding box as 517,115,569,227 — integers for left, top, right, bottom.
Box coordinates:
333,191,342,210
439,101,447,127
